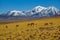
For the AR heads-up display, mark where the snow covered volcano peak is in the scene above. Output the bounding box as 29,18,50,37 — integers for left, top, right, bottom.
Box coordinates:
34,6,47,9
32,6,47,13
47,6,60,15
6,10,26,16
11,10,20,12
48,6,59,10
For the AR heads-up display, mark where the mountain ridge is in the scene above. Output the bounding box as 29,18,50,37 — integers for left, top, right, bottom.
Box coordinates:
0,6,60,19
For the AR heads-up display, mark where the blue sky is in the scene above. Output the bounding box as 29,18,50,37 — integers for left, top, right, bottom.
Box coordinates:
0,0,60,14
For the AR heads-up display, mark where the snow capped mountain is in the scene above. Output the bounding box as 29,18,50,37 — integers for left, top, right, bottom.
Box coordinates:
0,6,60,19
48,6,60,15
30,6,60,18
32,6,47,13
25,6,47,16
5,10,26,16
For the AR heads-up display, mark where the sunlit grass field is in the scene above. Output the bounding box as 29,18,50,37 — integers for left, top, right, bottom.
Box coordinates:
0,16,60,40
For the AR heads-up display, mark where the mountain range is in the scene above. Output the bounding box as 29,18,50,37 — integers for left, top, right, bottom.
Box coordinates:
0,6,60,20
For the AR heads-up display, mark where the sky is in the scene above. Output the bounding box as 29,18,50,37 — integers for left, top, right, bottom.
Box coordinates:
0,0,60,14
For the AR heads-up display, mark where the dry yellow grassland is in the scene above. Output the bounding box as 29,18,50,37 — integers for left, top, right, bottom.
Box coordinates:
0,16,60,40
